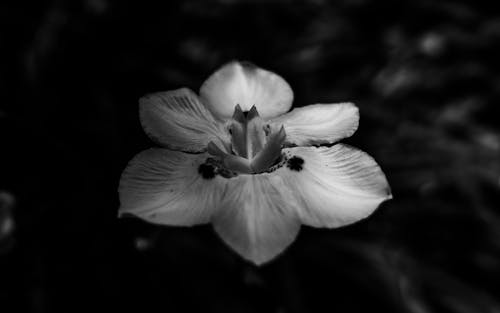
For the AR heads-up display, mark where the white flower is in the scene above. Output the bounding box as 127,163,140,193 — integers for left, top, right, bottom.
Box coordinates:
119,61,392,265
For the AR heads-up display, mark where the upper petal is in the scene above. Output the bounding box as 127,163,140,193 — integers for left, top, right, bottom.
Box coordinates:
270,103,359,146
119,148,226,226
212,174,301,265
278,144,391,228
140,88,229,152
200,62,294,119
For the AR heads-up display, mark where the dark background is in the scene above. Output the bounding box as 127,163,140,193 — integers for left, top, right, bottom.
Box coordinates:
1,0,500,312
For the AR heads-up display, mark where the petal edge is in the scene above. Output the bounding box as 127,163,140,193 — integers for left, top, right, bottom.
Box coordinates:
139,88,228,152
279,144,391,228
200,61,294,119
119,148,225,226
212,174,301,265
270,103,359,146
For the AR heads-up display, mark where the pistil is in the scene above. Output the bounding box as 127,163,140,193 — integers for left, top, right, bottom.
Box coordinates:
206,105,286,175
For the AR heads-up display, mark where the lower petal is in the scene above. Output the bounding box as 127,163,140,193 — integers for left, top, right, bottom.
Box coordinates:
279,144,392,228
212,174,301,265
119,148,225,226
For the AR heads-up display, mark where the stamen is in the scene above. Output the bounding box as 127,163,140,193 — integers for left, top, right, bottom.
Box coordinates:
251,126,286,173
229,105,248,158
207,140,252,174
222,154,253,174
206,105,288,175
232,104,245,123
246,105,259,120
245,106,266,158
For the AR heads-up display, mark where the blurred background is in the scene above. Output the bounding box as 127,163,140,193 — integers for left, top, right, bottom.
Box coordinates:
1,0,500,312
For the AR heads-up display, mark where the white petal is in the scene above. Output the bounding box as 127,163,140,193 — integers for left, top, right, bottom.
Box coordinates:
119,148,225,226
140,88,229,152
270,103,359,146
212,174,301,265
279,144,391,228
200,62,294,119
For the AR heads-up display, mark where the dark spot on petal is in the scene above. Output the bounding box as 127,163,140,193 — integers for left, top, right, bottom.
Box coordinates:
198,163,216,179
287,156,304,171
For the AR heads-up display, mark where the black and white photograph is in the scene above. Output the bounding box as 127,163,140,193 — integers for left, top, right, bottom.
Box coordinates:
1,0,499,312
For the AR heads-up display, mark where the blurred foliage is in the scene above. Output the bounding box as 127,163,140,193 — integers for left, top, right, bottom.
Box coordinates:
0,191,15,252
1,0,500,312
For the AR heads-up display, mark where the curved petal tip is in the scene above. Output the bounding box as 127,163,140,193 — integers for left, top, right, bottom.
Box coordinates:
200,61,294,119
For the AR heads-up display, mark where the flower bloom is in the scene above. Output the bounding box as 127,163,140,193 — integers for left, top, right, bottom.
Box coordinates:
119,61,392,265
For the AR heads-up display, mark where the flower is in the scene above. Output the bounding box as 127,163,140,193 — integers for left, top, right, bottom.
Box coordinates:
119,61,392,265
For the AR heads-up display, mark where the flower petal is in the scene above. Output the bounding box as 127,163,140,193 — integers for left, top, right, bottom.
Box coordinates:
279,144,391,228
140,88,229,152
200,62,294,119
119,148,225,226
270,103,359,146
212,174,301,265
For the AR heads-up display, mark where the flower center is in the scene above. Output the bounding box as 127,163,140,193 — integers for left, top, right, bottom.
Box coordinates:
207,104,286,175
